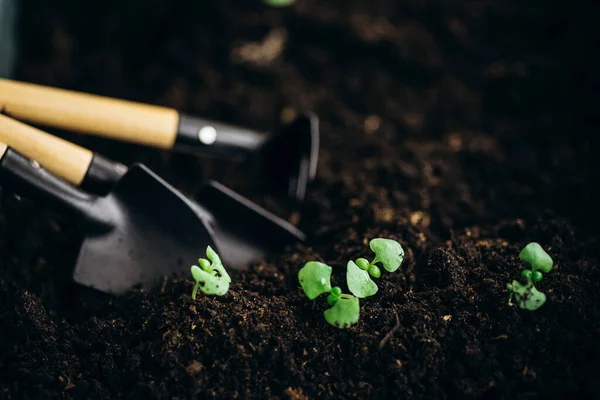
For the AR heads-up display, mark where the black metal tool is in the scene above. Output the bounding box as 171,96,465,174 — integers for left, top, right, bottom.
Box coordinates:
0,141,218,295
0,114,305,273
0,79,320,201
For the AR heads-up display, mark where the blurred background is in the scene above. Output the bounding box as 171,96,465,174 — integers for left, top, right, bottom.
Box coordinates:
1,0,599,231
0,0,17,77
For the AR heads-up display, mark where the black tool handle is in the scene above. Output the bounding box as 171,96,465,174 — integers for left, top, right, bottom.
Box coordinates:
80,153,128,195
1,79,268,157
0,113,128,196
174,114,266,158
0,147,106,228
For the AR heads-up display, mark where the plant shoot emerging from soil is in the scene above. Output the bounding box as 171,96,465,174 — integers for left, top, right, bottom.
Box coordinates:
298,262,360,328
347,238,405,298
507,242,554,311
263,0,296,6
190,246,231,298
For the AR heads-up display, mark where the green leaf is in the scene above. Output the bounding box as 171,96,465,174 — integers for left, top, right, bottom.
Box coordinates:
368,265,381,278
347,261,378,298
263,0,295,6
370,238,405,272
191,265,230,296
206,245,231,283
507,280,547,311
519,242,553,273
324,294,360,329
190,246,231,297
356,258,370,270
298,262,332,300
191,265,204,282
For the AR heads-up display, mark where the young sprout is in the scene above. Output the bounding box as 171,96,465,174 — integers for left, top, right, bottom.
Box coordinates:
347,238,404,298
298,262,360,329
190,246,231,299
263,0,296,6
507,242,553,311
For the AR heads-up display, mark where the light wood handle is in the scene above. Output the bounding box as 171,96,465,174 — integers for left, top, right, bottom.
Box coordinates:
0,114,94,185
0,78,179,149
0,142,7,159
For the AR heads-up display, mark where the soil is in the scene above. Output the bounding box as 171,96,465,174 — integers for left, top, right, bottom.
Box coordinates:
1,0,600,398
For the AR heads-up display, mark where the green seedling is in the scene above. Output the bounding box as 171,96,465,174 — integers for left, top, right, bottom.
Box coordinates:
298,262,360,329
265,0,295,6
263,0,295,6
347,238,404,298
190,246,231,298
507,242,553,311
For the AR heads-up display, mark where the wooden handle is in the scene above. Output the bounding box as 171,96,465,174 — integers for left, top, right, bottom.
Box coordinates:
0,142,7,159
0,114,94,185
0,78,179,149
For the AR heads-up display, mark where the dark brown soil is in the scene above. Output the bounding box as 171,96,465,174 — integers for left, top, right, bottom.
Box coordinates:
1,0,599,398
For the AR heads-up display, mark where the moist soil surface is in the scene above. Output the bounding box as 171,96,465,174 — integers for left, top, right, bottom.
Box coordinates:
1,0,599,399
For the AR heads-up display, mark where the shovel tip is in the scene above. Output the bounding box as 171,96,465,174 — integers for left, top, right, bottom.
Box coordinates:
260,112,320,202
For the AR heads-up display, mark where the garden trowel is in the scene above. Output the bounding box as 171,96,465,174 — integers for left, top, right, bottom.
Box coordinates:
0,78,320,201
0,140,219,295
0,114,305,271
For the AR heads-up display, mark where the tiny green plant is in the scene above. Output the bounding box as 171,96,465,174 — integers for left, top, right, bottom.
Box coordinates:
347,238,404,298
190,246,231,299
298,262,360,329
507,242,553,311
263,0,296,6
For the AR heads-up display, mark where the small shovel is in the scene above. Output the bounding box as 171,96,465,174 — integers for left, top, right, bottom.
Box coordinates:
0,114,305,273
0,78,320,201
0,139,219,295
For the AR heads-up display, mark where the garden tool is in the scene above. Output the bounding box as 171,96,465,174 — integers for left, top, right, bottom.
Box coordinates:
0,139,218,295
0,114,305,273
0,78,320,201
